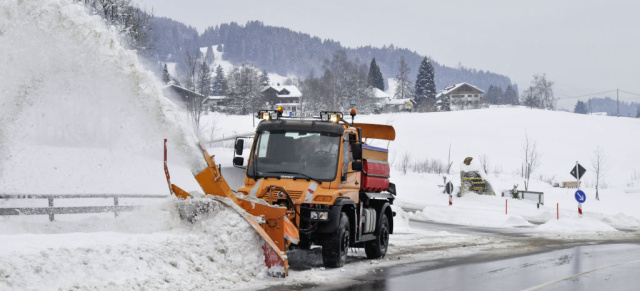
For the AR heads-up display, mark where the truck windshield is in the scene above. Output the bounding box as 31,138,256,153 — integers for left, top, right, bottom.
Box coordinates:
248,131,341,181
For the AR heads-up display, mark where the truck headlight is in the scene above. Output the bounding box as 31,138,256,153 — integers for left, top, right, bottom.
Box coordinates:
310,211,329,221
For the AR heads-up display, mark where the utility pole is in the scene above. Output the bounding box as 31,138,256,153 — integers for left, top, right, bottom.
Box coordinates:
617,89,619,117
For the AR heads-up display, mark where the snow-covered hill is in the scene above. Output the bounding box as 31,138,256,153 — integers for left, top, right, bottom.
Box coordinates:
199,107,640,189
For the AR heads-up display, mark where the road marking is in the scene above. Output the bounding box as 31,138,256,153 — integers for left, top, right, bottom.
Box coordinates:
520,259,640,291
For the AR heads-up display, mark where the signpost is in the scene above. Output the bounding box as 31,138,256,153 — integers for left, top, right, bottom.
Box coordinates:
445,182,454,195
446,182,453,206
571,162,587,216
575,190,586,203
570,163,586,180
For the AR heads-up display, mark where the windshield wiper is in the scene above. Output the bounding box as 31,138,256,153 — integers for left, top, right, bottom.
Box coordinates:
261,171,321,184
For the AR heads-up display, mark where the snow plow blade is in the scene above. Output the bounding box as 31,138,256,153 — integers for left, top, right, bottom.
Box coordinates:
164,140,289,277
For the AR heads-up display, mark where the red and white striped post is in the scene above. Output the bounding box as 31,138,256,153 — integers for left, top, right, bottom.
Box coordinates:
449,194,452,206
578,203,583,215
505,199,508,215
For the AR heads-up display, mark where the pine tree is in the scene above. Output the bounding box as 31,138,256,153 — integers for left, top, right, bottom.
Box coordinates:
574,100,588,114
260,69,270,86
205,46,215,64
504,85,519,105
485,85,504,105
414,57,436,109
162,63,170,84
439,95,451,111
196,60,212,96
212,65,227,96
367,58,384,91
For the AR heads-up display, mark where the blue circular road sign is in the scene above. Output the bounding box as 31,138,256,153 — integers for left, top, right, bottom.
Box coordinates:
575,190,586,203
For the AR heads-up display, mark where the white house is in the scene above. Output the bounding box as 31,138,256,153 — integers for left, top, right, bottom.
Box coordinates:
262,84,302,116
436,83,485,109
370,87,415,112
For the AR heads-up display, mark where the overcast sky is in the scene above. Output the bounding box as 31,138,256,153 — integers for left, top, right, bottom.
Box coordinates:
138,0,640,107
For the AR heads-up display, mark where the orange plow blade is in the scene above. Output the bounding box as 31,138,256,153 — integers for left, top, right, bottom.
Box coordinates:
164,140,289,277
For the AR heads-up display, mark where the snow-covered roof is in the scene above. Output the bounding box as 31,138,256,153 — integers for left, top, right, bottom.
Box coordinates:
262,84,302,98
439,82,484,96
372,88,390,99
162,84,204,98
386,98,415,105
206,96,228,100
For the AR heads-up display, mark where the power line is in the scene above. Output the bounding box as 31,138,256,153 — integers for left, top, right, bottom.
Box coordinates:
556,90,617,100
619,90,640,97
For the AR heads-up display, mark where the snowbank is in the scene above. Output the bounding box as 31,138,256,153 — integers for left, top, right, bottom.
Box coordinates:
0,199,269,290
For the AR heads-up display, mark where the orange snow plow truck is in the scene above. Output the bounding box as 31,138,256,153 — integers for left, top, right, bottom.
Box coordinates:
164,109,396,277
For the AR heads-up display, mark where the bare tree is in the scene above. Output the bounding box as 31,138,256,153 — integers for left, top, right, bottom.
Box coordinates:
227,64,262,115
522,131,541,191
446,143,453,174
521,74,555,110
184,50,199,92
205,117,218,147
591,146,607,200
394,56,414,100
399,152,411,175
479,154,491,174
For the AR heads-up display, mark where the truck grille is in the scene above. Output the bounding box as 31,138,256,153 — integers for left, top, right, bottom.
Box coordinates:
262,189,304,202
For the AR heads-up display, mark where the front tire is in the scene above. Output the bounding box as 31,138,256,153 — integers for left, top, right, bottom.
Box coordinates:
365,215,389,259
322,212,350,268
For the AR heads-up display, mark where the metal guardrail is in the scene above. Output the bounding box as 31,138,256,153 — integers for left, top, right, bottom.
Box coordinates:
0,194,168,221
517,191,544,206
501,190,544,208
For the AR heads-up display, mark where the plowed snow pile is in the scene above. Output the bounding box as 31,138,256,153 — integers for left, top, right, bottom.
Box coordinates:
0,199,268,290
0,0,266,288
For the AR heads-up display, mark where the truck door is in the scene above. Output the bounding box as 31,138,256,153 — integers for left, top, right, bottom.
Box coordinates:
341,133,360,190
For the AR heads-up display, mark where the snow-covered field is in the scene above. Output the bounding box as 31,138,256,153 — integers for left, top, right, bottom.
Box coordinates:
197,109,640,234
1,0,640,290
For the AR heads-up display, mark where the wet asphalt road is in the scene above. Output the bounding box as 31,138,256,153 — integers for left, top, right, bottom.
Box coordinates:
261,219,640,291
336,242,640,291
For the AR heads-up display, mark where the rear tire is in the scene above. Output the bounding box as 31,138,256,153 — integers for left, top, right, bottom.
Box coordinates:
322,212,350,268
365,215,389,259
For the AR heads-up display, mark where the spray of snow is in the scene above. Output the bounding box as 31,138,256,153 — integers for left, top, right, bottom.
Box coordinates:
0,0,206,185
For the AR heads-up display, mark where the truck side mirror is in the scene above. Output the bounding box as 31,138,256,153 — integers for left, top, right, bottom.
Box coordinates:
233,157,244,167
352,143,362,160
234,138,244,155
351,161,362,171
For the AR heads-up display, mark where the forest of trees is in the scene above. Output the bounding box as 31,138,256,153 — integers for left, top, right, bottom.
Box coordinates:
484,84,519,105
149,20,515,93
301,51,374,113
78,2,520,114
573,97,640,117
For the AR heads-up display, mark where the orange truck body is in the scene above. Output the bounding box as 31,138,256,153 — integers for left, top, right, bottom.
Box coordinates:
166,111,396,276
